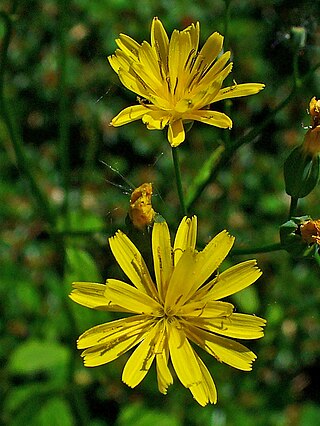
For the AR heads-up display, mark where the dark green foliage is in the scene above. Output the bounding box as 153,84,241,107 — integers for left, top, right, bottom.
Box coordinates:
1,0,320,425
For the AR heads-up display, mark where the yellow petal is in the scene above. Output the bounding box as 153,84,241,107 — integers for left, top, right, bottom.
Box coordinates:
108,50,129,74
139,41,164,84
104,279,162,315
109,231,158,298
152,221,173,302
151,17,169,75
173,216,197,266
122,321,162,387
156,347,173,394
188,230,235,295
117,68,151,98
190,313,266,339
183,110,232,128
208,260,262,300
186,325,257,371
164,248,198,312
69,281,131,312
111,105,149,127
186,21,200,54
193,51,231,90
115,33,141,58
168,318,203,389
78,315,153,367
190,352,217,406
142,111,170,129
205,335,257,371
168,29,182,96
168,30,193,99
179,300,234,318
191,32,224,79
168,120,185,147
214,83,265,103
69,282,108,309
78,314,151,349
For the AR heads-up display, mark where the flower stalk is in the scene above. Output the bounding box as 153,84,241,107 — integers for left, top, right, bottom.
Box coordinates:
172,147,187,216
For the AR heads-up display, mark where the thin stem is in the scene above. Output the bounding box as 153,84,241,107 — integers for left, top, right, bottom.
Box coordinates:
293,51,301,89
0,11,56,228
171,147,187,216
223,0,232,51
289,196,299,218
187,61,320,210
231,242,283,255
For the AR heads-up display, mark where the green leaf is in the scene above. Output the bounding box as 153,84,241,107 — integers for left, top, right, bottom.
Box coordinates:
299,403,320,426
56,210,105,233
8,340,71,375
186,145,225,208
3,383,58,415
66,247,101,282
36,397,74,426
117,403,180,426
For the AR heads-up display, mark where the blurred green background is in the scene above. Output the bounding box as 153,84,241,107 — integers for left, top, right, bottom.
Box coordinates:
1,0,320,425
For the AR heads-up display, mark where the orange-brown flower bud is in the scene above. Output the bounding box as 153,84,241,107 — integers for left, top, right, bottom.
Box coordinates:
303,97,320,156
129,183,155,230
300,219,320,245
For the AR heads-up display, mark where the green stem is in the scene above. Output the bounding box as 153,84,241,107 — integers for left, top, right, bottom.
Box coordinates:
231,242,283,255
0,11,56,228
223,0,232,51
293,51,301,89
171,147,187,216
289,196,299,218
187,61,320,210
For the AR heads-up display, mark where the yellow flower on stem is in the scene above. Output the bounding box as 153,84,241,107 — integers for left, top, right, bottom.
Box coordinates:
108,17,265,147
70,216,266,406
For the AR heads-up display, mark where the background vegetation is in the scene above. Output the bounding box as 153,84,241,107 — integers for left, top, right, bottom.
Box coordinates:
1,0,320,425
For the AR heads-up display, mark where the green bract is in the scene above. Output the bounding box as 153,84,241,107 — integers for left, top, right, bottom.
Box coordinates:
284,146,320,198
280,215,319,258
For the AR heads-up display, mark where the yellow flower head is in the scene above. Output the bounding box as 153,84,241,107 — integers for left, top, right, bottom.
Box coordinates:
70,217,266,405
303,97,320,156
108,17,265,147
129,182,155,230
300,218,320,245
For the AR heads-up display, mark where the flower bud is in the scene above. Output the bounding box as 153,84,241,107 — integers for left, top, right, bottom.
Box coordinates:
300,219,320,245
128,183,156,230
302,97,320,156
280,215,320,258
284,97,320,198
283,145,320,198
290,26,306,51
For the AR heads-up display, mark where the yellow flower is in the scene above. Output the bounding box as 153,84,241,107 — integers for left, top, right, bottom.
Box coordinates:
303,97,320,156
108,17,265,147
70,216,266,406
